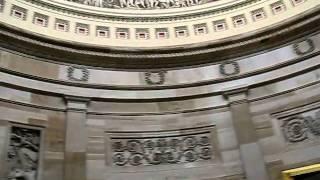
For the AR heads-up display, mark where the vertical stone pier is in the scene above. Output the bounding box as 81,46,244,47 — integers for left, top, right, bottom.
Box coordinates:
0,121,9,180
224,87,269,180
64,96,89,180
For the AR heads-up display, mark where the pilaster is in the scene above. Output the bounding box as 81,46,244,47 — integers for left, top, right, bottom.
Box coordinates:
64,96,90,180
0,121,9,180
223,86,269,180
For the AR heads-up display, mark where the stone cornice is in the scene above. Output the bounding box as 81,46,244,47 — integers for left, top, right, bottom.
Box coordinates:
1,57,319,101
1,50,319,90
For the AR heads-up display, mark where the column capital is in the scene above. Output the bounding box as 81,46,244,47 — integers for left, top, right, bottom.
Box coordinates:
64,96,90,111
222,85,249,104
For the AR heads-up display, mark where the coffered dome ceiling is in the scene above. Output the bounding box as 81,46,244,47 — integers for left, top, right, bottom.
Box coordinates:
0,0,319,69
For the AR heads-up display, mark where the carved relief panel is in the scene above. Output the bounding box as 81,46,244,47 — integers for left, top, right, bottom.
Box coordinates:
275,107,320,144
107,126,215,166
7,125,42,180
292,39,315,56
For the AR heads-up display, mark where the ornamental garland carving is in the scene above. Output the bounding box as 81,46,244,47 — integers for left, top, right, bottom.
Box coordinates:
22,0,262,22
111,132,213,166
144,71,166,85
292,39,315,56
7,126,41,180
219,61,240,76
281,109,320,143
67,66,90,82
67,0,218,9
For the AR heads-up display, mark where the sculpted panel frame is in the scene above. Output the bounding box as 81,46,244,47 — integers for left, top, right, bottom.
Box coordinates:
105,125,219,168
0,123,45,180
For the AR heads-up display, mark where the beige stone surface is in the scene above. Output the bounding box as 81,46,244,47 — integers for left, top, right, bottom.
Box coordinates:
0,15,319,180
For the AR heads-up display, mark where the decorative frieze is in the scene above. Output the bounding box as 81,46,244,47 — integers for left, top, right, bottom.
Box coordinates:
66,0,217,9
281,109,320,143
109,129,214,166
7,126,41,180
21,0,262,22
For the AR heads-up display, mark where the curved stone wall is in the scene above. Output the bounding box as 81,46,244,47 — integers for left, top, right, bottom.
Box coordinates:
0,34,319,88
0,33,319,100
0,30,320,180
0,0,320,179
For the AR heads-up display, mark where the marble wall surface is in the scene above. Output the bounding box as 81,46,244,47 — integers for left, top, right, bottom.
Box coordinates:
0,32,319,180
0,80,319,180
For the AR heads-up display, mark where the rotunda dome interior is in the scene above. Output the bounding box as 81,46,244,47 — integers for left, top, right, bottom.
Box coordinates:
0,0,320,180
